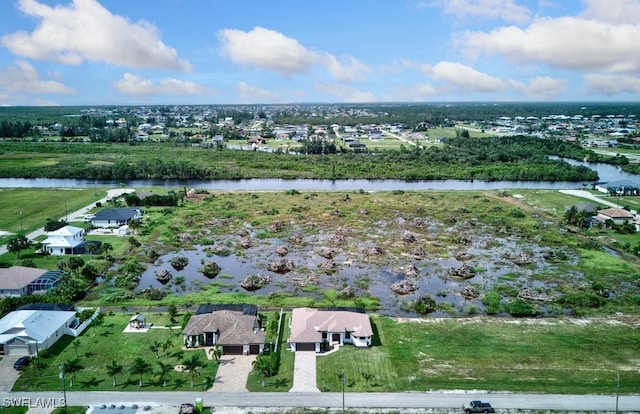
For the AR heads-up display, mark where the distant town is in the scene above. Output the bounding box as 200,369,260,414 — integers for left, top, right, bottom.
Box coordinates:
2,103,638,153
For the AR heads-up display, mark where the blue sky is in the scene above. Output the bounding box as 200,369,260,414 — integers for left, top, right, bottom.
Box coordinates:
1,0,640,106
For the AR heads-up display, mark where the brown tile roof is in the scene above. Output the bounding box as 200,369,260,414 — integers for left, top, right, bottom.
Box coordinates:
598,207,634,219
0,266,47,290
289,307,373,344
182,310,265,345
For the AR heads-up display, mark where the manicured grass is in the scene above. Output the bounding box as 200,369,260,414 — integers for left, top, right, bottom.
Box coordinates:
246,312,295,392
317,315,640,394
0,188,108,243
13,313,218,392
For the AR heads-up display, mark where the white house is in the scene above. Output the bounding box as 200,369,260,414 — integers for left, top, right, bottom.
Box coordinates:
288,307,373,352
41,225,85,256
0,309,77,355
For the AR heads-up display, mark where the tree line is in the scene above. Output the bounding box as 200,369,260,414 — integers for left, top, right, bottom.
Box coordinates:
0,136,612,181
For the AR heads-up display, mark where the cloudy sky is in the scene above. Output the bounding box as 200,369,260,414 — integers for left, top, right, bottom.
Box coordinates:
1,0,640,105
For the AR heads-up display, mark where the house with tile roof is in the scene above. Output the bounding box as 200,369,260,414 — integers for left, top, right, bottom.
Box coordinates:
41,225,85,255
288,307,373,352
595,207,635,226
182,309,265,355
0,266,62,297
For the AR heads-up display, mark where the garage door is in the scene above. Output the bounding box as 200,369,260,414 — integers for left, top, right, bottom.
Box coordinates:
296,343,315,352
223,345,243,355
249,344,260,354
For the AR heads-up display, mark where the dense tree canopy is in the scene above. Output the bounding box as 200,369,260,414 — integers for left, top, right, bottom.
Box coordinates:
0,136,609,181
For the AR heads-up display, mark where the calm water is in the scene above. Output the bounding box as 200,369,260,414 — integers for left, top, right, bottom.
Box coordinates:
0,158,634,190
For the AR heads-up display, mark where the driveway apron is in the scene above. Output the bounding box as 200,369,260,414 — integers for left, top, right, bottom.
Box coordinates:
290,351,320,392
209,355,255,392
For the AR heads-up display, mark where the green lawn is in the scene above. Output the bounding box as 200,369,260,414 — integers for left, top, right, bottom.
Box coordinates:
13,313,219,392
0,188,108,244
316,315,640,394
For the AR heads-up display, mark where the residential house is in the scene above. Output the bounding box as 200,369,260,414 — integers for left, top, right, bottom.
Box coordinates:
92,208,142,228
368,128,383,141
288,307,373,352
0,266,63,297
182,304,265,355
594,207,635,226
0,306,77,355
565,202,599,214
595,180,640,195
41,225,85,256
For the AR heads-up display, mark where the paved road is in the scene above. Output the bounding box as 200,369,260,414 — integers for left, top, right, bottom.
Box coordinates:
560,189,637,214
0,188,133,256
1,390,638,411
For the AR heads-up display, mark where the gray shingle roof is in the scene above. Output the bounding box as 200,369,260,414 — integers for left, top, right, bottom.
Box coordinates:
182,310,265,345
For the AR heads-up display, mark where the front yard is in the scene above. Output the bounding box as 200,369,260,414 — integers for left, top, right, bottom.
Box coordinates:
317,315,640,394
13,312,219,392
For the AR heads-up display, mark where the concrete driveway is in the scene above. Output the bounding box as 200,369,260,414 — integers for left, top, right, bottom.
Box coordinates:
209,355,255,392
0,355,22,391
290,351,319,392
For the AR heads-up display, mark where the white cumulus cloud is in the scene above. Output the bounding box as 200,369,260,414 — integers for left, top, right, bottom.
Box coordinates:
459,8,640,74
583,74,640,95
0,60,75,94
1,0,192,72
422,61,507,93
114,73,212,96
509,76,566,99
581,0,640,24
217,26,369,81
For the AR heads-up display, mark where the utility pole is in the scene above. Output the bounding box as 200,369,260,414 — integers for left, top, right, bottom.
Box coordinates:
616,372,620,413
19,209,23,231
59,363,68,414
341,369,346,414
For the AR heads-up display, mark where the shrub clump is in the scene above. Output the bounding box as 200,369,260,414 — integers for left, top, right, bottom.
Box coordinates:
170,256,189,270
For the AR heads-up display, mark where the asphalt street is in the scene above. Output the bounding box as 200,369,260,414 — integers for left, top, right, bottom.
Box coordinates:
1,391,638,412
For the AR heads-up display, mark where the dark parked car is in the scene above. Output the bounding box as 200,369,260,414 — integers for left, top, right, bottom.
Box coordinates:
462,401,495,414
13,356,30,370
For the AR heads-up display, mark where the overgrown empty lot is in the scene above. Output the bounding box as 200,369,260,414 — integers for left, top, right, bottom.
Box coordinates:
90,189,640,318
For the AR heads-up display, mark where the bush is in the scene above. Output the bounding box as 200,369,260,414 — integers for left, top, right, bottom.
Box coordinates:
481,291,502,314
505,298,537,317
412,295,437,315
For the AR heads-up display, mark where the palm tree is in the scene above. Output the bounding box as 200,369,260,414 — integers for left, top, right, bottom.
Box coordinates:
361,371,374,388
57,259,68,271
105,359,123,387
130,357,151,387
67,256,84,276
71,339,81,358
129,218,141,235
156,361,172,387
64,358,82,387
252,354,274,377
208,344,222,362
85,243,98,259
102,242,113,259
182,354,204,387
149,340,162,358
